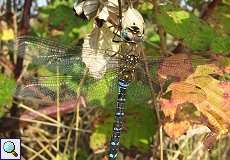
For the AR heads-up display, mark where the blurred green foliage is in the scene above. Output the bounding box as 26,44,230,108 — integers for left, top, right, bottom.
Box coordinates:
0,74,16,118
157,4,216,51
87,73,156,151
157,4,230,54
31,0,92,43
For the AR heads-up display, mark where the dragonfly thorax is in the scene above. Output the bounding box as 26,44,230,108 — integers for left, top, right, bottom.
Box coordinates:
119,54,140,81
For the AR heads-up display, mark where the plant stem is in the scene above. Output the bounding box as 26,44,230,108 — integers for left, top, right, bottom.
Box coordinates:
56,66,61,156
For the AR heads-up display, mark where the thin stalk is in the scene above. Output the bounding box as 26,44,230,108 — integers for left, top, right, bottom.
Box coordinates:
28,135,59,160
152,0,172,56
63,116,75,156
33,135,56,160
38,131,58,152
10,116,91,133
21,143,48,160
73,69,88,160
160,125,164,160
140,48,163,159
12,0,17,65
18,103,59,124
73,102,80,160
56,66,61,156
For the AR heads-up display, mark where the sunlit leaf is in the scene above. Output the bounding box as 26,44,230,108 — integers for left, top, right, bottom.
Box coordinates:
164,121,191,139
0,21,14,41
161,64,230,143
157,5,216,51
90,132,107,151
157,53,193,82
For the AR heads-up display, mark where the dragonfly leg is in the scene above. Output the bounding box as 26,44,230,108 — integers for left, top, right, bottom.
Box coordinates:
112,27,123,43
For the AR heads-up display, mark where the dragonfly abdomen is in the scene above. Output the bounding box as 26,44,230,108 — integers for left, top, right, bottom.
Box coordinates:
109,79,129,160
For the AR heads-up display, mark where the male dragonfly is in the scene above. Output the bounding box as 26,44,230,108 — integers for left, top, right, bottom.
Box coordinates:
14,34,206,159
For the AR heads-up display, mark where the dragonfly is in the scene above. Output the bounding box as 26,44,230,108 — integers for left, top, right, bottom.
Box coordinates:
14,35,206,159
14,1,206,160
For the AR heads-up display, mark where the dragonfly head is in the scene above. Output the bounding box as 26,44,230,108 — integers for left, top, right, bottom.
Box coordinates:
121,7,145,43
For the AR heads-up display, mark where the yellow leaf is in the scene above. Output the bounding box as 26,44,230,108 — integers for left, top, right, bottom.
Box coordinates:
167,11,190,24
90,132,106,151
160,81,206,120
161,64,230,142
1,28,15,41
164,121,191,139
157,53,193,81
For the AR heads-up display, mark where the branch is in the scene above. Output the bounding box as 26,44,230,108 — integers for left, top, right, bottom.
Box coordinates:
14,0,32,79
19,98,86,128
152,0,172,56
201,0,221,20
18,0,32,36
0,55,14,74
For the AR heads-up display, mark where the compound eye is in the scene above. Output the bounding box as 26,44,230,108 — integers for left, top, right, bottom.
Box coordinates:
124,35,131,41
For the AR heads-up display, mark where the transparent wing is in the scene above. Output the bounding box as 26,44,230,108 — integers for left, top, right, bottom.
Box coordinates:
15,36,121,109
15,36,209,106
16,36,120,78
142,54,209,81
16,36,208,78
15,75,80,104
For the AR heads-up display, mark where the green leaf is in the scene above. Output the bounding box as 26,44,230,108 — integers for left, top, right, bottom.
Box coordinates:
209,3,230,35
211,37,230,54
0,74,16,118
34,3,92,43
86,73,117,107
126,81,151,106
121,105,156,150
87,77,155,150
157,5,216,51
90,104,156,152
90,132,107,151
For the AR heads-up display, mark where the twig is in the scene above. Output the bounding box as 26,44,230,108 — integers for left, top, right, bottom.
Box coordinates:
0,55,14,73
21,143,48,160
151,1,168,159
152,0,172,56
9,116,91,133
141,47,163,160
73,69,88,160
160,125,164,160
200,0,221,20
187,141,204,160
19,99,84,128
140,48,161,123
56,67,61,155
32,133,56,160
14,0,32,79
172,137,189,160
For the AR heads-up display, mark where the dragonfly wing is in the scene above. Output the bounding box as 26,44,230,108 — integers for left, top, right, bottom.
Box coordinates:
82,30,120,78
16,36,119,79
15,76,78,105
143,54,208,82
14,36,121,110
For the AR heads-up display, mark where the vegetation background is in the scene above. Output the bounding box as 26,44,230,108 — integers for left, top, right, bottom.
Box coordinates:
0,0,230,160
